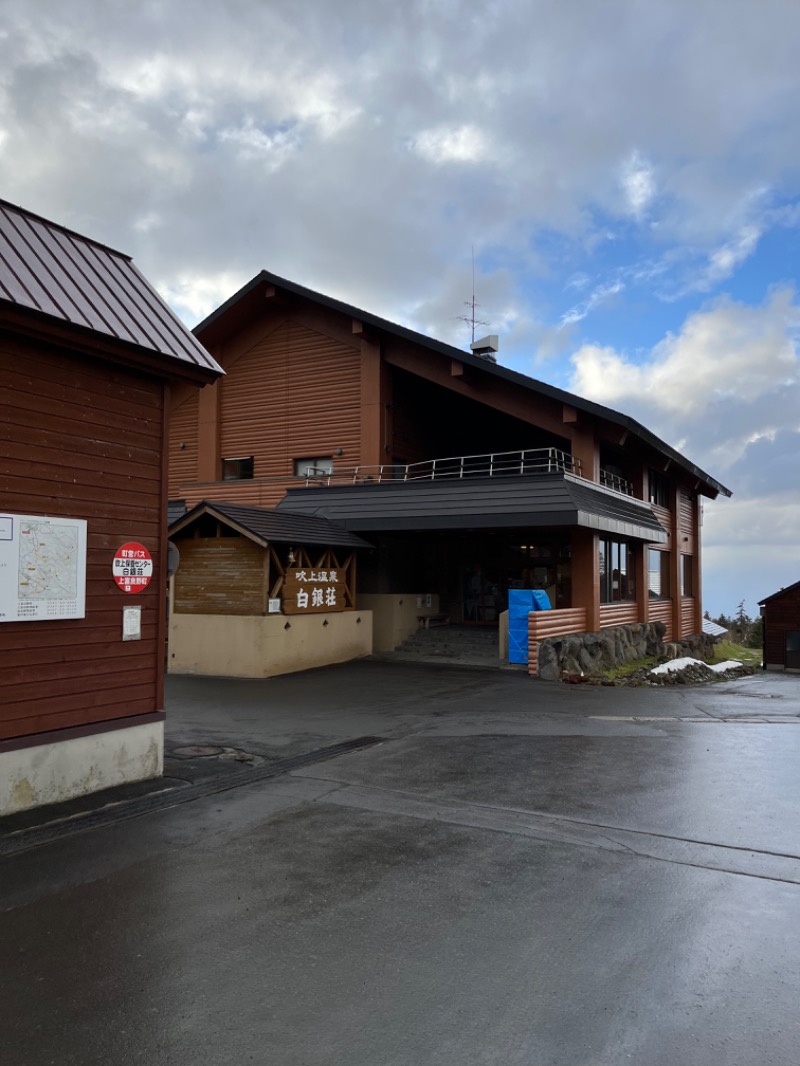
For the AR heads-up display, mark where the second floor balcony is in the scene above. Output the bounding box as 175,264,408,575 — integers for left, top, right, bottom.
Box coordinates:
300,447,635,497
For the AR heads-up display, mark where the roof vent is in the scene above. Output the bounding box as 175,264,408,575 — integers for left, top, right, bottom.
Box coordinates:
470,334,498,362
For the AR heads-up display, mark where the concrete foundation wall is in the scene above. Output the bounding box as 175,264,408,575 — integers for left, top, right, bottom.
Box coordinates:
0,721,164,816
357,594,441,651
169,611,373,678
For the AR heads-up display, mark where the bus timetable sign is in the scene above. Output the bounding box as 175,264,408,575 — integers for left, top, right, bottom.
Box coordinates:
113,542,153,593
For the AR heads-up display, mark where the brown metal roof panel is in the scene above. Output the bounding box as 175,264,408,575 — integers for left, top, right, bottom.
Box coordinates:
0,199,223,377
0,215,74,320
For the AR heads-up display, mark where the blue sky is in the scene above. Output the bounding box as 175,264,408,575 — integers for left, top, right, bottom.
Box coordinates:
1,0,798,618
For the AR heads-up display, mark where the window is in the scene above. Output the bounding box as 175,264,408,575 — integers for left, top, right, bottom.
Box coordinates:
680,554,694,597
222,456,254,480
294,456,333,477
599,538,637,603
648,550,670,599
648,469,669,508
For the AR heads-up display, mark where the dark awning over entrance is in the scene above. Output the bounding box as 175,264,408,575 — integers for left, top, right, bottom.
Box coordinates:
277,473,668,544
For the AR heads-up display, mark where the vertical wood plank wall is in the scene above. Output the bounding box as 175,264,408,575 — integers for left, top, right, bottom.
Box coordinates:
0,338,165,741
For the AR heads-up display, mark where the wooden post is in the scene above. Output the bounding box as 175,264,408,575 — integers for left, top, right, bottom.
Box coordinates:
572,529,600,632
196,379,221,482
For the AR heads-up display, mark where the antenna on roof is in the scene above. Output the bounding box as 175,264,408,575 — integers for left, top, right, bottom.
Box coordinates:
456,245,490,346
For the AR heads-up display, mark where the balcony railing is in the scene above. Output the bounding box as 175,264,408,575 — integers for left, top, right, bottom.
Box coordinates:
599,469,634,496
302,448,582,486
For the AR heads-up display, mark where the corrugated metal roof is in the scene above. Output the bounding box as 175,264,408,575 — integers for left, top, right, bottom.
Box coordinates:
702,619,729,637
0,199,222,379
276,473,668,543
169,500,371,549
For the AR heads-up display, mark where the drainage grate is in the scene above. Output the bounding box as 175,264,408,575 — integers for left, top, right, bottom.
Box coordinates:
0,735,384,857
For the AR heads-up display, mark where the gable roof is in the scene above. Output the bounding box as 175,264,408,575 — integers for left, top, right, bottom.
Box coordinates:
0,199,222,383
759,578,800,606
195,268,731,500
169,500,371,550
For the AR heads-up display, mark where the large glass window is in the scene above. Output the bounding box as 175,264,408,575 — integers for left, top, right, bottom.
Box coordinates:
599,539,637,603
648,550,670,599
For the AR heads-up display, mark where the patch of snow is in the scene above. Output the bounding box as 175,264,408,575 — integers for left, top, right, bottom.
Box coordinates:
650,657,704,675
649,656,743,677
708,659,743,673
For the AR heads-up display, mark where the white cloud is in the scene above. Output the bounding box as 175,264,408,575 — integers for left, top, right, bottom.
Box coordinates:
570,288,799,417
621,151,656,218
411,124,490,165
158,271,250,325
701,224,762,287
560,280,625,327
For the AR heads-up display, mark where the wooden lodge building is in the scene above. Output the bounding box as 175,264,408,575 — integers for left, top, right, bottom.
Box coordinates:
759,580,800,672
0,201,222,815
167,269,731,678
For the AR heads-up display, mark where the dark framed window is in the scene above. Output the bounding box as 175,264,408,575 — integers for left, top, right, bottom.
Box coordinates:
222,456,254,480
648,549,670,598
599,538,637,603
648,469,669,508
294,456,333,477
680,554,694,597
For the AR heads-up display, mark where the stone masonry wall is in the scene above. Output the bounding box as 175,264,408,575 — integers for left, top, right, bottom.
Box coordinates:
536,622,717,681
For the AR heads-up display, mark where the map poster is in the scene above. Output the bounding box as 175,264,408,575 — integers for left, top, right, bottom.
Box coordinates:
0,513,88,622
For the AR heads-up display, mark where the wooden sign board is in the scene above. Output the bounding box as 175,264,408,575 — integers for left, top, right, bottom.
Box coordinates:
283,566,346,615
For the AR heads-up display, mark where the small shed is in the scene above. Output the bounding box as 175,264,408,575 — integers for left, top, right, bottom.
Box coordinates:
759,580,800,672
168,501,373,677
0,200,222,815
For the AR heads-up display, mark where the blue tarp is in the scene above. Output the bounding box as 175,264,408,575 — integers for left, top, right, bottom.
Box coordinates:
507,589,551,664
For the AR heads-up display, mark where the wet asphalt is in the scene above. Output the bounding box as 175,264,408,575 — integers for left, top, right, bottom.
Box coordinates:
2,663,800,1065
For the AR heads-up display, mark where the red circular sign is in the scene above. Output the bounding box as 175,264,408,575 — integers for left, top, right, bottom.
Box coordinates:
113,542,153,594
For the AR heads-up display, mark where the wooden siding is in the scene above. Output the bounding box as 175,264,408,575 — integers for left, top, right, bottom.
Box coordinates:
168,391,199,495
763,585,800,667
599,603,639,629
650,504,672,549
0,338,166,741
677,488,696,552
680,597,696,637
172,536,266,615
220,320,361,476
175,476,290,510
648,599,673,641
528,608,588,676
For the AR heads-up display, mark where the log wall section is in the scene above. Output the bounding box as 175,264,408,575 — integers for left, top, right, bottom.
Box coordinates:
647,599,673,642
0,337,166,741
172,536,266,615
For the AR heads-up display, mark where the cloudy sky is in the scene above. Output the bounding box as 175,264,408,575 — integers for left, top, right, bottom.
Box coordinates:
2,0,798,617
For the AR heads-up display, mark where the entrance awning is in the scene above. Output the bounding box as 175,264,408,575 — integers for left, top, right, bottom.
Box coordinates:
277,473,668,544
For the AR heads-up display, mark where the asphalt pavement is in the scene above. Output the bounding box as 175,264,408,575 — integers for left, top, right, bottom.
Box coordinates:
2,663,799,1065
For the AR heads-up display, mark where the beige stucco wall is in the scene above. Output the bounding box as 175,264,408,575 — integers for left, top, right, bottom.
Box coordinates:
357,593,441,652
169,610,373,678
0,721,163,816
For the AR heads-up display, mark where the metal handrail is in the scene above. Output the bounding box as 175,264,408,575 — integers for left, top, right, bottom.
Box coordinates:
599,469,634,496
303,447,583,486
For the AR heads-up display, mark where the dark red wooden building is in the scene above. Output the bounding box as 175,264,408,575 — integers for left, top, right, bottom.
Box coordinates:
759,580,800,672
0,200,222,814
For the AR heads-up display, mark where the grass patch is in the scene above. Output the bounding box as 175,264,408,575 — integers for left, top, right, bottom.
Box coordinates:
597,656,660,681
712,640,761,666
